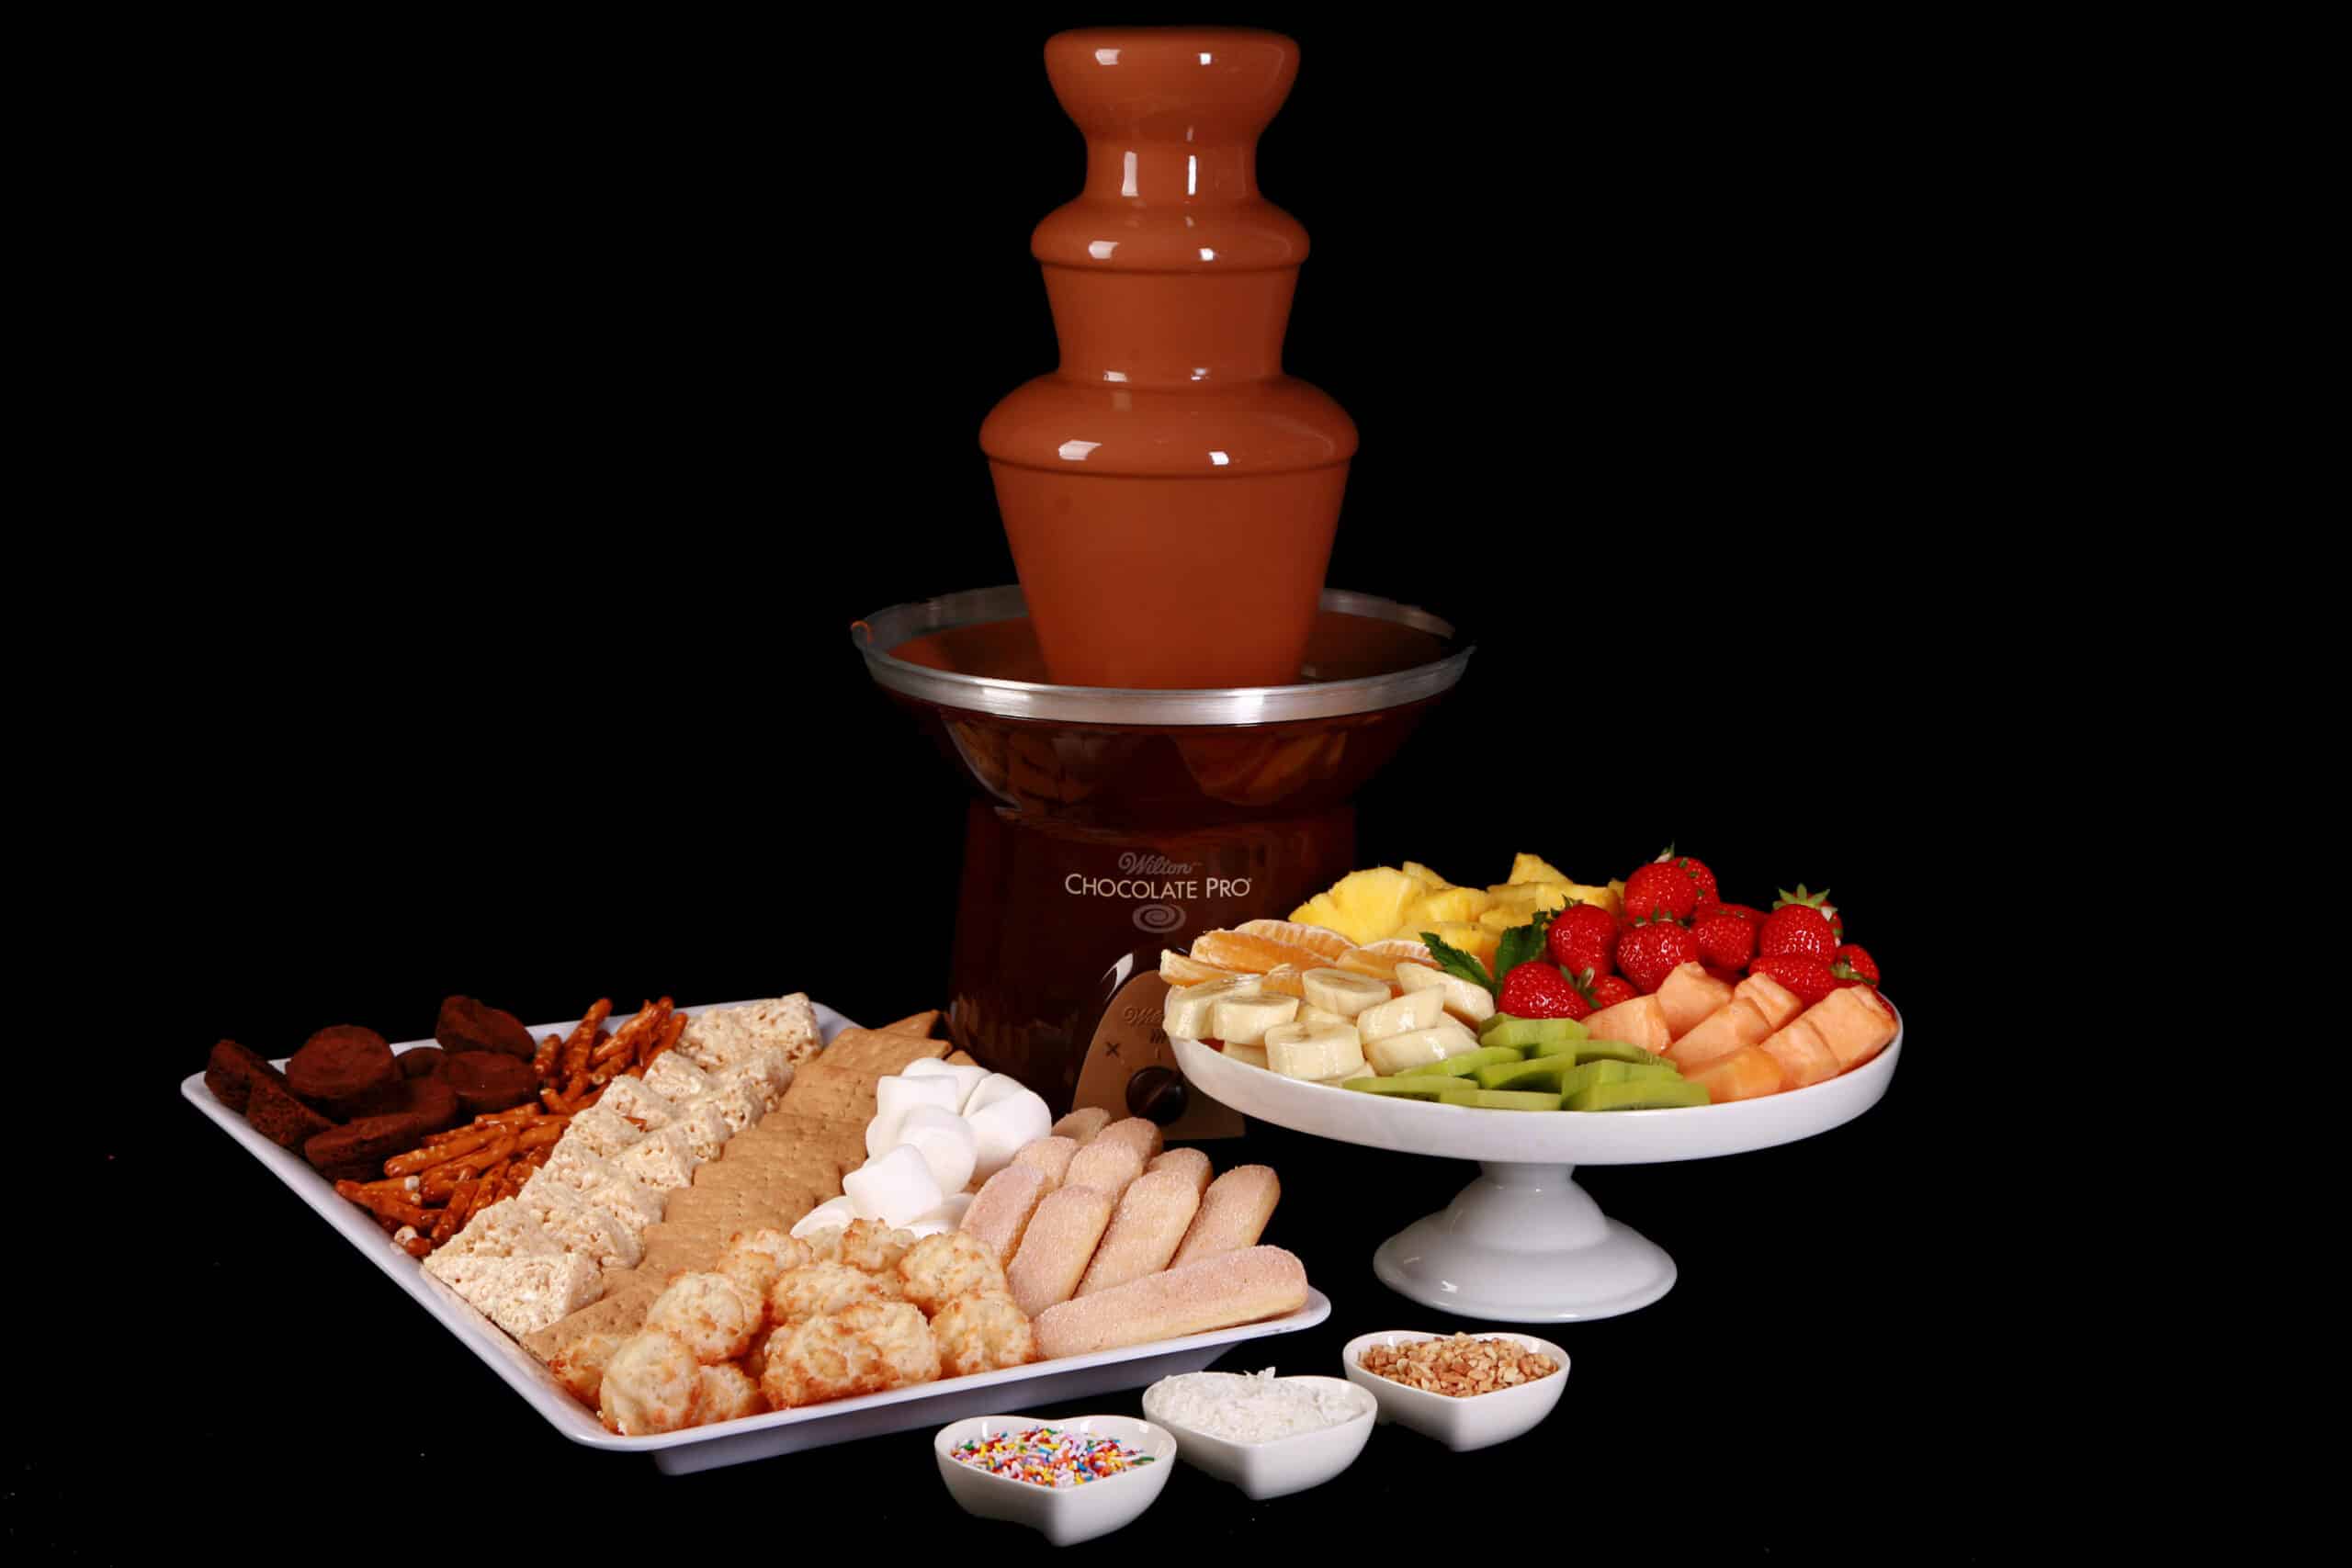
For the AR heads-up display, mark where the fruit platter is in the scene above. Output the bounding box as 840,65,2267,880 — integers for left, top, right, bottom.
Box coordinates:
1158,852,1903,1320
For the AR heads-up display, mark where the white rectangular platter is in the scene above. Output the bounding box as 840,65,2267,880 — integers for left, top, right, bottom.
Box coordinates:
181,998,1329,1474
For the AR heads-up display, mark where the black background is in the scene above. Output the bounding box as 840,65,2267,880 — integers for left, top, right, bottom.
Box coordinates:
57,10,2063,1558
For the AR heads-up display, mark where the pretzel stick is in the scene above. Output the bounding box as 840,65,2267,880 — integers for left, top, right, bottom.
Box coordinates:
420,1140,517,1204
540,1087,571,1114
640,1011,688,1072
533,1032,563,1081
397,1233,433,1260
562,1068,590,1102
386,1126,502,1177
431,1188,473,1246
560,1000,612,1079
515,1122,565,1152
336,1180,437,1230
594,998,667,1066
462,1162,506,1224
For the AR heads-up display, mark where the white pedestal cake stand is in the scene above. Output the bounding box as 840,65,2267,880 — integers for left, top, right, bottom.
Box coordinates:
1172,1021,1901,1323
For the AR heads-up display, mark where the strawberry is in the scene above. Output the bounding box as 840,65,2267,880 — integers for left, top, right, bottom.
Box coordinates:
1692,908,1758,973
1675,852,1720,914
1499,962,1592,1021
1617,914,1701,994
1623,851,1704,922
1751,953,1840,1007
1546,904,1619,977
1714,902,1769,927
1834,943,1880,987
1758,886,1838,964
1589,974,1639,1009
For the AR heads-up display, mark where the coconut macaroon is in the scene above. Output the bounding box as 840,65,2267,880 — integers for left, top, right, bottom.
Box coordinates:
759,1301,938,1409
597,1329,701,1435
692,1363,763,1427
897,1231,1008,1316
714,1228,812,1303
929,1292,1036,1379
767,1261,902,1328
641,1272,764,1364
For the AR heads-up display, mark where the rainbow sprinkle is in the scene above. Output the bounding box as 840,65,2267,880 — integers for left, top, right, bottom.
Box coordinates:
950,1425,1157,1488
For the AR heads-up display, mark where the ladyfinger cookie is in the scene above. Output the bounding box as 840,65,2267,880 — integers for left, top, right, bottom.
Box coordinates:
1148,1146,1213,1197
1063,1137,1144,1200
1077,1168,1202,1297
1050,1106,1113,1145
1091,1116,1164,1168
1035,1245,1308,1359
1011,1134,1079,1190
1171,1164,1280,1266
961,1164,1048,1263
1006,1184,1115,1317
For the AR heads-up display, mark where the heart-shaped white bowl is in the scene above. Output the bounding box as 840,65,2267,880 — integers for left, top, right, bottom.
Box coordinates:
1340,1329,1570,1451
1141,1373,1375,1499
933,1412,1175,1545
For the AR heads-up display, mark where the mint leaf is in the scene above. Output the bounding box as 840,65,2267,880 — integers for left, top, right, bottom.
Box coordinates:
1494,920,1550,982
1420,931,1498,998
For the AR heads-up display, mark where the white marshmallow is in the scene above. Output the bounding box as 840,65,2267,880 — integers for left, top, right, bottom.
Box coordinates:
963,1073,1033,1117
895,1105,979,1196
905,1219,955,1238
966,1089,1053,1183
868,1073,964,1157
842,1144,945,1229
790,1195,856,1239
904,1057,993,1111
912,1192,974,1230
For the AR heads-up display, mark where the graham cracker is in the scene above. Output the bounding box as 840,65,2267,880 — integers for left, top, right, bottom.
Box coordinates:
818,1026,950,1075
876,1010,943,1037
521,1279,661,1360
782,1059,882,1124
945,1049,978,1066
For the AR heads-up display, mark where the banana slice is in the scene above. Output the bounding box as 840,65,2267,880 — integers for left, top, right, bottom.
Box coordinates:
1355,987,1447,1043
1297,1004,1348,1028
1211,993,1301,1045
1365,1021,1483,1076
1262,1020,1366,1081
1163,976,1258,1039
1302,967,1389,1019
1393,962,1497,1025
1223,1041,1270,1070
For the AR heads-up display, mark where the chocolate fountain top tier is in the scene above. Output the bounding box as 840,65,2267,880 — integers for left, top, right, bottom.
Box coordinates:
853,586,1472,728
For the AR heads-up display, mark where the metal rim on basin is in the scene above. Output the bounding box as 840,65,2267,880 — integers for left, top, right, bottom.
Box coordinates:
850,584,1475,726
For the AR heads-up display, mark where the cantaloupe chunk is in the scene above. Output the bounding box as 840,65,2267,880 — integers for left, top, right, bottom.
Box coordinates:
1736,971,1804,1032
1656,962,1736,1039
1684,1045,1782,1103
1800,987,1897,1072
1758,1018,1841,1090
1582,995,1672,1054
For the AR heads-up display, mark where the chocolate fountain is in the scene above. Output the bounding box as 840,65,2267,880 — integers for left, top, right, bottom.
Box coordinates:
854,28,1470,1133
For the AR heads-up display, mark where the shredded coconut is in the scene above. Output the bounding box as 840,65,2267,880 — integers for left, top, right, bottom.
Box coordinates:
1148,1368,1370,1444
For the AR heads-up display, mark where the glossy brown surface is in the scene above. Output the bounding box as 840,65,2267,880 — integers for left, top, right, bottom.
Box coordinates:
982,28,1356,690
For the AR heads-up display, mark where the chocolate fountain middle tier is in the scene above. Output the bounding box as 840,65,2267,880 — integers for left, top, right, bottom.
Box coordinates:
981,28,1356,692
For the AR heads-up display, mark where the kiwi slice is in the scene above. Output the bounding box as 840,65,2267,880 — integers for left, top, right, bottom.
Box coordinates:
1342,1076,1461,1100
1479,1016,1588,1054
1565,1078,1711,1111
1472,1055,1583,1093
1574,1039,1669,1066
1401,1046,1523,1079
1437,1088,1565,1111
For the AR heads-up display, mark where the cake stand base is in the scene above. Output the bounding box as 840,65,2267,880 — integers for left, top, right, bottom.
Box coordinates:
1371,1162,1676,1323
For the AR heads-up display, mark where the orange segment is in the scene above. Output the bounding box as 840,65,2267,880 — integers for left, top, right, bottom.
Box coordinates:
1232,919,1352,964
1333,939,1437,984
1159,950,1238,987
1256,964,1307,998
1191,928,1340,975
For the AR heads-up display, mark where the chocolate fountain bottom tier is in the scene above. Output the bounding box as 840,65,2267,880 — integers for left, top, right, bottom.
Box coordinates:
945,797,1358,1116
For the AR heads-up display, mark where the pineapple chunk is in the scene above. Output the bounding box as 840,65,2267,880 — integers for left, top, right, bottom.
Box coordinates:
1479,907,1532,934
1510,853,1572,885
1403,886,1495,925
1567,881,1623,917
1401,861,1453,891
1397,919,1499,968
1290,867,1425,947
1486,881,1576,915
